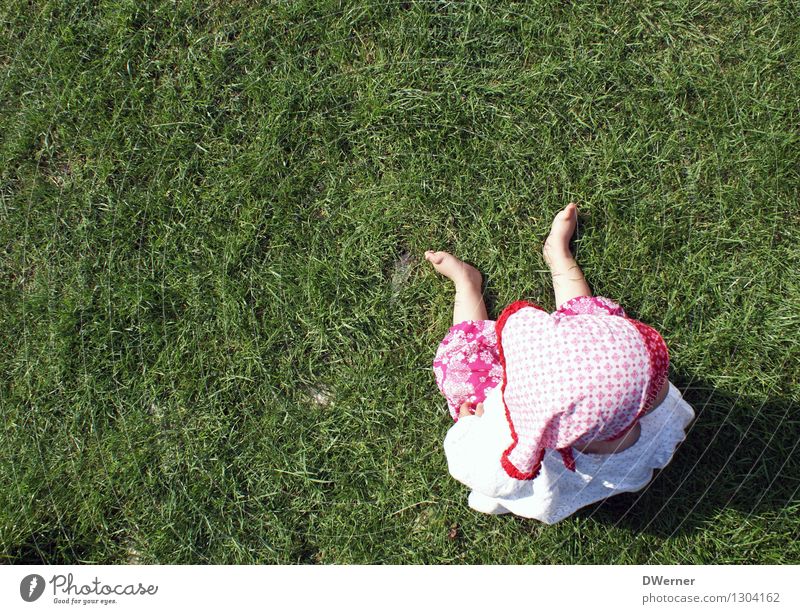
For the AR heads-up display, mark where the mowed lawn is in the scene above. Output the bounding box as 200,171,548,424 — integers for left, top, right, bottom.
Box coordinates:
1,0,798,564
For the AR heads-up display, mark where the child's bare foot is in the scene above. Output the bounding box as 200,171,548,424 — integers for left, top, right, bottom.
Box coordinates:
424,250,482,290
427,251,489,323
543,202,578,268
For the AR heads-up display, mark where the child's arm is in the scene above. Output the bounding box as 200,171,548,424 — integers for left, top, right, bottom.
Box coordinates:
457,401,484,419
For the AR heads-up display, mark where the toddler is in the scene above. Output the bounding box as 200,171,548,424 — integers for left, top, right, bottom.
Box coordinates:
426,203,695,523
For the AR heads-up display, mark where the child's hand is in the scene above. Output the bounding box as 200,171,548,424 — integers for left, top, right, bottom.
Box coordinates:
458,401,485,419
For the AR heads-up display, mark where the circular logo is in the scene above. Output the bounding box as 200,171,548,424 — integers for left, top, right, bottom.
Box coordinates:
20,574,45,602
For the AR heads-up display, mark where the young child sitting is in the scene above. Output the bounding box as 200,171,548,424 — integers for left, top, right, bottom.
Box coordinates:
425,203,695,523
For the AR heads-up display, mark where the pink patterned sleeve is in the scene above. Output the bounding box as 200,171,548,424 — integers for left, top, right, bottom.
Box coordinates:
433,320,504,421
554,295,627,318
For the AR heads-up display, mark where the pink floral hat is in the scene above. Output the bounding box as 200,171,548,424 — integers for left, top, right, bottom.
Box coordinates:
495,299,669,480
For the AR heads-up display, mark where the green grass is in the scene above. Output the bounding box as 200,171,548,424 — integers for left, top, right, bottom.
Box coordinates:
1,0,799,564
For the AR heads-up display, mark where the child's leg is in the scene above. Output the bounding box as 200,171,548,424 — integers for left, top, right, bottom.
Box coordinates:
550,256,592,309
543,203,592,308
424,251,488,325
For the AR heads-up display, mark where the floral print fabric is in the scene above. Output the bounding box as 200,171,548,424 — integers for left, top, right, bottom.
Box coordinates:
433,320,504,422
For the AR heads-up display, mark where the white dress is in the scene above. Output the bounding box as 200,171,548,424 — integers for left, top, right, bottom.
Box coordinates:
443,381,695,523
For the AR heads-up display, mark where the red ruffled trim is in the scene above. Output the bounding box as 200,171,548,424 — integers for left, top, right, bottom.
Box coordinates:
495,300,547,480
558,447,576,471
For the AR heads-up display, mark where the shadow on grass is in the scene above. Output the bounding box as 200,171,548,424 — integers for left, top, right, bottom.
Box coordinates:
577,375,799,537
3,529,97,565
